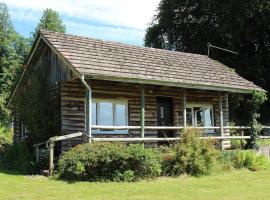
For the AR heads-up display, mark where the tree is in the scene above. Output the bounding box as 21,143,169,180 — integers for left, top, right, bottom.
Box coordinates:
0,3,30,125
32,8,66,39
145,0,270,124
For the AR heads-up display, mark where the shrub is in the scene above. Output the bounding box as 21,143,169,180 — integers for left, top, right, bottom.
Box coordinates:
1,142,35,174
161,129,218,176
58,142,161,181
37,149,49,170
230,139,246,150
217,150,270,172
0,126,13,157
232,150,269,171
214,151,236,173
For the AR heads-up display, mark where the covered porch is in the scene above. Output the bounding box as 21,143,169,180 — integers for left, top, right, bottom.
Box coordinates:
78,78,230,147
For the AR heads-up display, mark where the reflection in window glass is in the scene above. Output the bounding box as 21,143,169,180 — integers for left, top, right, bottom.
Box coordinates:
186,105,213,127
194,107,204,127
186,108,193,126
99,102,113,126
91,100,128,134
115,103,127,126
204,108,212,127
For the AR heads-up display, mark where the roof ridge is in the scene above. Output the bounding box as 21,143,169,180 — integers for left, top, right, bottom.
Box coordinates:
40,29,207,58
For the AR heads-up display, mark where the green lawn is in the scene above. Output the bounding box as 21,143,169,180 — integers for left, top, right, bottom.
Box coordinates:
0,169,270,200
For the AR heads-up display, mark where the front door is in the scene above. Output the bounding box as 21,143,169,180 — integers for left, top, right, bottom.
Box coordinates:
156,97,173,139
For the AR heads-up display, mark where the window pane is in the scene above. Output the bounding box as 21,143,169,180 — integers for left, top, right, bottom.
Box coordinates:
204,108,213,127
91,103,97,125
99,102,113,125
186,108,193,126
115,103,127,126
194,107,204,127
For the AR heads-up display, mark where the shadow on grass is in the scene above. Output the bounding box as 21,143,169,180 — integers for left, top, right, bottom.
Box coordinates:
0,165,24,176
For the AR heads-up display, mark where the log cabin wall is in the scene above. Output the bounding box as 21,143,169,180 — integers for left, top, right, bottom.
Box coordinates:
12,41,75,142
60,78,230,151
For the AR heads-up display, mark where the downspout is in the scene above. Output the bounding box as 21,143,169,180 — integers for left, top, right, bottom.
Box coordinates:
81,75,92,143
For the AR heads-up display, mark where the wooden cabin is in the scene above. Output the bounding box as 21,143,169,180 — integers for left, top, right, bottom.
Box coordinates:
8,30,262,151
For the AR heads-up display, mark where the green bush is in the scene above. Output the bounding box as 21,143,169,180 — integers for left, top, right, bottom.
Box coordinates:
1,142,35,174
58,142,161,182
214,151,236,173
0,126,13,157
161,129,218,176
230,139,246,150
37,149,49,170
232,150,269,171
218,150,270,171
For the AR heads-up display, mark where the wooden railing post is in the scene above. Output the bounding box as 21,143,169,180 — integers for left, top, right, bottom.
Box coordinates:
49,140,55,175
140,87,145,138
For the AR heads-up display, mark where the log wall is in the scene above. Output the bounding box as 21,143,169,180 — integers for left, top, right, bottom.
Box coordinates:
60,78,230,151
12,41,74,142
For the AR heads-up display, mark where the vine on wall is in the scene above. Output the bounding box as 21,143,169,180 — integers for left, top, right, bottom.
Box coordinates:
246,90,267,149
14,59,60,145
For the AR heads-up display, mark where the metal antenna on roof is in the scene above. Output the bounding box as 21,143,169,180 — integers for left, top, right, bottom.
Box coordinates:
207,42,238,57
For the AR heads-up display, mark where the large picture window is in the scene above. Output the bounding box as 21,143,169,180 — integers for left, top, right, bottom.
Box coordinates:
91,99,128,134
186,104,214,133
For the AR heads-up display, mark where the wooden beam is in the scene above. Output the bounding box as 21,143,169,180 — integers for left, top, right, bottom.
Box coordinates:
49,141,55,175
140,87,145,138
92,136,270,142
50,132,83,142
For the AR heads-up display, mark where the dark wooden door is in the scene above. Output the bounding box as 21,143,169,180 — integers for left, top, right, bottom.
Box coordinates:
156,97,173,139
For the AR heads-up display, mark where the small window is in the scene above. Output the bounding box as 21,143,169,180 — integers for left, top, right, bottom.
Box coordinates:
186,104,214,133
92,99,128,134
21,123,29,139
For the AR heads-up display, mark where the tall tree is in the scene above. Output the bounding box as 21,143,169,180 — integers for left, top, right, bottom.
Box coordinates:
145,0,270,124
32,8,66,39
0,3,30,125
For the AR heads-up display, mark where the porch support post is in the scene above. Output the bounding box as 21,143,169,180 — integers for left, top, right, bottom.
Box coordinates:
140,87,145,138
219,94,224,149
182,92,187,131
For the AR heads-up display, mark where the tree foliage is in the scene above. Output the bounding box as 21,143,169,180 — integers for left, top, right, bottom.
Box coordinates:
32,8,66,40
14,64,60,144
145,0,270,123
246,91,267,149
0,3,30,125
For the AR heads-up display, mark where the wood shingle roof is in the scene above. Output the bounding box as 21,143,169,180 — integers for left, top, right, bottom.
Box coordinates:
41,30,262,93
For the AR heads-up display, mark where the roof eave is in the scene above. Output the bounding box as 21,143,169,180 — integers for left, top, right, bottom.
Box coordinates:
83,73,261,94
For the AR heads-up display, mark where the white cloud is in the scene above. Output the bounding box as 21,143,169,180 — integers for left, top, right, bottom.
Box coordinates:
65,20,145,45
3,0,159,29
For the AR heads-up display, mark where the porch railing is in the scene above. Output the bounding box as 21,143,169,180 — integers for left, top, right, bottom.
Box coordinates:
33,126,270,175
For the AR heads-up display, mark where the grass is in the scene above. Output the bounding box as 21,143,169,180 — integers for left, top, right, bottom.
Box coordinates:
0,169,270,200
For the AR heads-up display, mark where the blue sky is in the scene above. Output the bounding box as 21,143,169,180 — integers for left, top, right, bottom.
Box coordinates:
3,0,160,46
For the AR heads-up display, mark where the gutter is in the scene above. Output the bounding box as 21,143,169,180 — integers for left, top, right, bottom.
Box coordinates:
81,75,92,142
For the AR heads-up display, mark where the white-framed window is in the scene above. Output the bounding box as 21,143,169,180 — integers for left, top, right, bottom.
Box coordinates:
91,99,128,134
20,122,29,139
186,104,214,133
